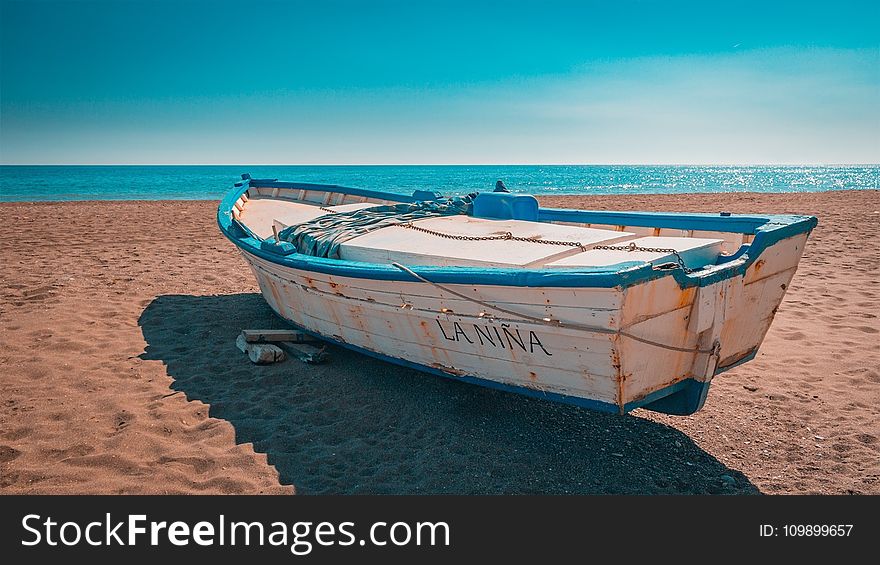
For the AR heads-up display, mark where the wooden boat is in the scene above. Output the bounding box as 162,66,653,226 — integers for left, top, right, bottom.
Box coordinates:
218,174,816,415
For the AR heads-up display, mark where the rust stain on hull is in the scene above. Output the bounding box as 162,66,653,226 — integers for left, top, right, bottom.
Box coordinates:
266,279,284,313
430,362,467,376
677,287,697,309
753,259,765,275
610,341,624,413
418,320,433,340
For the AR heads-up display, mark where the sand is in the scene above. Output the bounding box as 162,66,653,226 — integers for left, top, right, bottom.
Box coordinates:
0,190,877,495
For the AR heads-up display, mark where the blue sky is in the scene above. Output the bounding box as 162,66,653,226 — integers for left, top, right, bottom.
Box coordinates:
1,0,878,164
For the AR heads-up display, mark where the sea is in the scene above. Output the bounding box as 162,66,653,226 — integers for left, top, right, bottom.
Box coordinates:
0,165,876,202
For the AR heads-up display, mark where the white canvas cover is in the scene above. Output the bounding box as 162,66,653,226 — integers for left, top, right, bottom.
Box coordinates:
339,215,636,268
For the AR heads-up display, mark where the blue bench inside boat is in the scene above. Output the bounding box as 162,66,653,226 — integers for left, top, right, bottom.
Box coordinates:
472,192,540,222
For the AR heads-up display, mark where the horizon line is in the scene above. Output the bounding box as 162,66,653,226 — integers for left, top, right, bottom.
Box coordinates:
2,163,878,167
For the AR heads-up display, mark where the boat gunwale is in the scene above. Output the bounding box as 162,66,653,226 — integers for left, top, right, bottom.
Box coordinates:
218,176,817,290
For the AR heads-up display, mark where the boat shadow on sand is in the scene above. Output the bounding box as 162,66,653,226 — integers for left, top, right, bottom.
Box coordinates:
139,293,759,495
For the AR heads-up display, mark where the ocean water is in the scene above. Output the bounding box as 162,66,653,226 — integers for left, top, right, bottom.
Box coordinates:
0,165,876,202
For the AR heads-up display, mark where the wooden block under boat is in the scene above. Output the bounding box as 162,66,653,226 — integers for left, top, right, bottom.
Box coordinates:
240,329,318,343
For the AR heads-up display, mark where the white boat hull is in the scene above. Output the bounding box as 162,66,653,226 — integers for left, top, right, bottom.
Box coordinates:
238,230,807,414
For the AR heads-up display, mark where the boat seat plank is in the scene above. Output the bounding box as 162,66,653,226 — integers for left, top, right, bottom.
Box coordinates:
339,215,635,268
242,199,327,238
544,236,724,270
326,202,382,213
242,199,380,238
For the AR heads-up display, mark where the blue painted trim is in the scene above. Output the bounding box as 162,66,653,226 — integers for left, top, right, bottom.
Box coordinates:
628,348,761,415
624,379,692,411
260,240,297,255
218,176,817,291
631,378,712,415
538,207,772,234
248,179,422,204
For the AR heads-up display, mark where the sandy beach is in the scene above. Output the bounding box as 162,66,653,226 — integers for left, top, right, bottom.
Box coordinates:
1,190,877,495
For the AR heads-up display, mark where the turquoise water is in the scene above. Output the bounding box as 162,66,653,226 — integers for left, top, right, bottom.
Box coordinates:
0,165,876,202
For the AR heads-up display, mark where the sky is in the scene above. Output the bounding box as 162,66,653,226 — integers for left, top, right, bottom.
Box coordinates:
0,0,878,164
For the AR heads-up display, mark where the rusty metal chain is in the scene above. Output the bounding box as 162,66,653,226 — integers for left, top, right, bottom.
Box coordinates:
323,210,695,273
397,222,587,250
593,242,694,273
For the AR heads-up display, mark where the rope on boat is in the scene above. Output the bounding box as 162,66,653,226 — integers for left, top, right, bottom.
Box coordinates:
279,196,475,259
390,262,718,355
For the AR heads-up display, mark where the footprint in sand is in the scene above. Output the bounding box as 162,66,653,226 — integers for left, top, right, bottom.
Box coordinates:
26,329,53,340
0,427,33,441
856,434,877,445
48,443,96,460
157,456,214,474
0,445,21,463
113,411,135,432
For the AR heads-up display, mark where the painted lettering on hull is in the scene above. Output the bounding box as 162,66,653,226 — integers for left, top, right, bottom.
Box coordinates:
435,319,552,356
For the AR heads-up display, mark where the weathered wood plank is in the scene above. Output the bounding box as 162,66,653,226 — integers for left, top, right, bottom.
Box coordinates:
249,254,623,323
241,329,317,343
